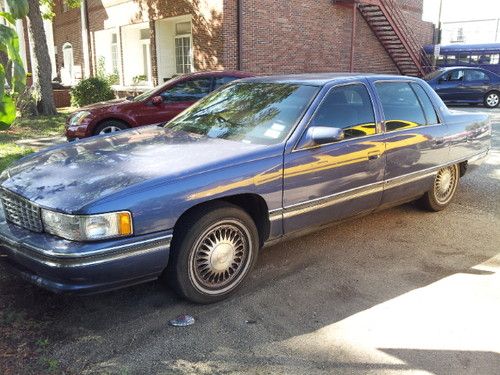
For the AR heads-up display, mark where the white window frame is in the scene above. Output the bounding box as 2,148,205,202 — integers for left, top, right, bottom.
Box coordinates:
174,20,193,75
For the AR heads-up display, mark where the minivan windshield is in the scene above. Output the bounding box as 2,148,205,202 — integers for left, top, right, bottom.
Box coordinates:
166,82,319,145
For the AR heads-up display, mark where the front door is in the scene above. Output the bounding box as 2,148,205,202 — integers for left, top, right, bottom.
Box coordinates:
137,77,214,126
434,69,466,102
283,82,385,234
371,80,450,207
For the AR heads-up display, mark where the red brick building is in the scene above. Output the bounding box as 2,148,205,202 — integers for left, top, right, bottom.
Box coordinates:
49,0,434,89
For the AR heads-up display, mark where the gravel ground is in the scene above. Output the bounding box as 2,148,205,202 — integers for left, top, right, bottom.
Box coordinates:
1,106,499,375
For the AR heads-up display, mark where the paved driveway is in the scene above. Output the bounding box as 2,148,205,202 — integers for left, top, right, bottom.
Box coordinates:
1,107,499,375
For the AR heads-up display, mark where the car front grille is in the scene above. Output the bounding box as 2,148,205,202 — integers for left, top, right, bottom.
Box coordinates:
0,189,43,232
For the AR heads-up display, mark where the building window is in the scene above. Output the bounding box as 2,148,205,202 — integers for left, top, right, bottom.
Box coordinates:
111,33,118,73
139,28,151,82
175,21,192,74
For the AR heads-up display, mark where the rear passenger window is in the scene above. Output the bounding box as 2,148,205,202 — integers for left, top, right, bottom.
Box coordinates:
465,70,489,81
410,83,439,125
375,82,426,132
310,84,376,139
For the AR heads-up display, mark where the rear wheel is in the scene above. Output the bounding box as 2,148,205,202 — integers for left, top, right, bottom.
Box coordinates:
417,164,460,211
167,202,259,304
93,120,128,135
484,91,500,108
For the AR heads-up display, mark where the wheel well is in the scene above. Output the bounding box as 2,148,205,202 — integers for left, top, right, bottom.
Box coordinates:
173,194,271,247
485,90,500,98
459,161,468,177
93,118,130,134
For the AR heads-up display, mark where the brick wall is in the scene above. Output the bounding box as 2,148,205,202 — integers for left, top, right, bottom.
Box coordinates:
222,0,432,75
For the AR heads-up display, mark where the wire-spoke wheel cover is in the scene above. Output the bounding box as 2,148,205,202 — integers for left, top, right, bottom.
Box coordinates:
188,220,252,295
433,165,458,205
486,93,499,107
99,126,122,134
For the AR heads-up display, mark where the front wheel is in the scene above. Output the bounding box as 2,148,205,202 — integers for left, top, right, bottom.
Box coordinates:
93,120,128,135
417,164,460,211
484,91,500,108
167,202,259,304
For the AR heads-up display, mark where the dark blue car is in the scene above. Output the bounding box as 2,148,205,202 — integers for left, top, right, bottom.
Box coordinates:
425,67,500,108
0,73,491,303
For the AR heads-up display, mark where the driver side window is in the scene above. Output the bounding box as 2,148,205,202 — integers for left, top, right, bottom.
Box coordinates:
310,84,376,139
445,69,465,82
161,78,212,102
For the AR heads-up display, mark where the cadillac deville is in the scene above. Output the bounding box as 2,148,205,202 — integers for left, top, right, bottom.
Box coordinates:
0,74,491,303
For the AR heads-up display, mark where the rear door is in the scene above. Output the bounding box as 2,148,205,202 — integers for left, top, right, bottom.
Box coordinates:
372,80,449,207
283,82,385,233
462,69,491,101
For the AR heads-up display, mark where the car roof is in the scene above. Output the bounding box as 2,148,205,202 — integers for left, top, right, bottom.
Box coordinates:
240,72,418,86
438,66,488,71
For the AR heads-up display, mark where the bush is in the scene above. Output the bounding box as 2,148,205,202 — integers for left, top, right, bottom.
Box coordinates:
70,77,115,107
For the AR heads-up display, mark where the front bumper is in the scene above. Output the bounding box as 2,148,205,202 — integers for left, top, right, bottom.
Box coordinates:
0,219,172,294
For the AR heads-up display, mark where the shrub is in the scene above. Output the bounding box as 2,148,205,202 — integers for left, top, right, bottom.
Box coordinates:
70,77,115,107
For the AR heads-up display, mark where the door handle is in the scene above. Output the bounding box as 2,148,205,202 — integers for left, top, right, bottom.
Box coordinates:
434,138,445,146
367,152,381,160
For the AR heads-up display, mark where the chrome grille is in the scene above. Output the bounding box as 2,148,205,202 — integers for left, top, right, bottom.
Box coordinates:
0,189,43,232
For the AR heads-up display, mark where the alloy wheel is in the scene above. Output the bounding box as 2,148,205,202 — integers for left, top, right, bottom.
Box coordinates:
99,126,122,134
486,93,499,108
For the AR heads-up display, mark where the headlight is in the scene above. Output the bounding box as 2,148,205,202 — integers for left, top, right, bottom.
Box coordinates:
41,210,133,241
69,111,91,126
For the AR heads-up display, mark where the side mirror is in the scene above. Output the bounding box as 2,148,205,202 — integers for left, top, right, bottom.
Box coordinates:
301,126,344,148
151,96,163,105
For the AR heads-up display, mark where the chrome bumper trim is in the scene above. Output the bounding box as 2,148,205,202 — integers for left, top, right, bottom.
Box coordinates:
0,233,172,268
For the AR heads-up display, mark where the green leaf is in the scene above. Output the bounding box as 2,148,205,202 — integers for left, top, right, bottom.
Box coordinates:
0,11,15,25
6,0,29,20
0,24,26,95
0,64,5,107
0,95,16,128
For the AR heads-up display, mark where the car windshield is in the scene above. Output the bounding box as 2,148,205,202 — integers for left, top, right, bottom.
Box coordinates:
424,70,443,80
166,82,319,145
131,88,156,102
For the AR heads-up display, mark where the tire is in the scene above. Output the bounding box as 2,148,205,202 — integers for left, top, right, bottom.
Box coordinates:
484,91,500,108
417,164,460,212
93,120,128,135
167,202,259,304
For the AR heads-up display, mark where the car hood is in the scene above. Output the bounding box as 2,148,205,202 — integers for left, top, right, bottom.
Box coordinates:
81,98,130,111
0,126,268,213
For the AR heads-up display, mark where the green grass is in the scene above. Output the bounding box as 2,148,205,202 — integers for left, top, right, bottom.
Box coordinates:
0,109,73,172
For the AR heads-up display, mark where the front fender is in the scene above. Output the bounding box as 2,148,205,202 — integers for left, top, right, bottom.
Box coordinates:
85,155,284,235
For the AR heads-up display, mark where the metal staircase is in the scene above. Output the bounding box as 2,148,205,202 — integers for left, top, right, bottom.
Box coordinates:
337,0,433,76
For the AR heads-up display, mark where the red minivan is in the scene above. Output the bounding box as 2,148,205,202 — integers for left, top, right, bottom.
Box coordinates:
65,71,253,140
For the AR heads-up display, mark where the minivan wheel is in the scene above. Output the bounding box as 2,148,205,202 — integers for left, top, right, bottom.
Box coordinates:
94,120,128,135
484,91,500,108
417,164,459,211
167,202,259,304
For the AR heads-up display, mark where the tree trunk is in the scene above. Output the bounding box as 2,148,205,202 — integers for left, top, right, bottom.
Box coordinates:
26,0,57,115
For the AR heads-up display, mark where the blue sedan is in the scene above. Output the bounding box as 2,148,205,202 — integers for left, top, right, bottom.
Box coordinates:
425,67,500,108
0,73,491,303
